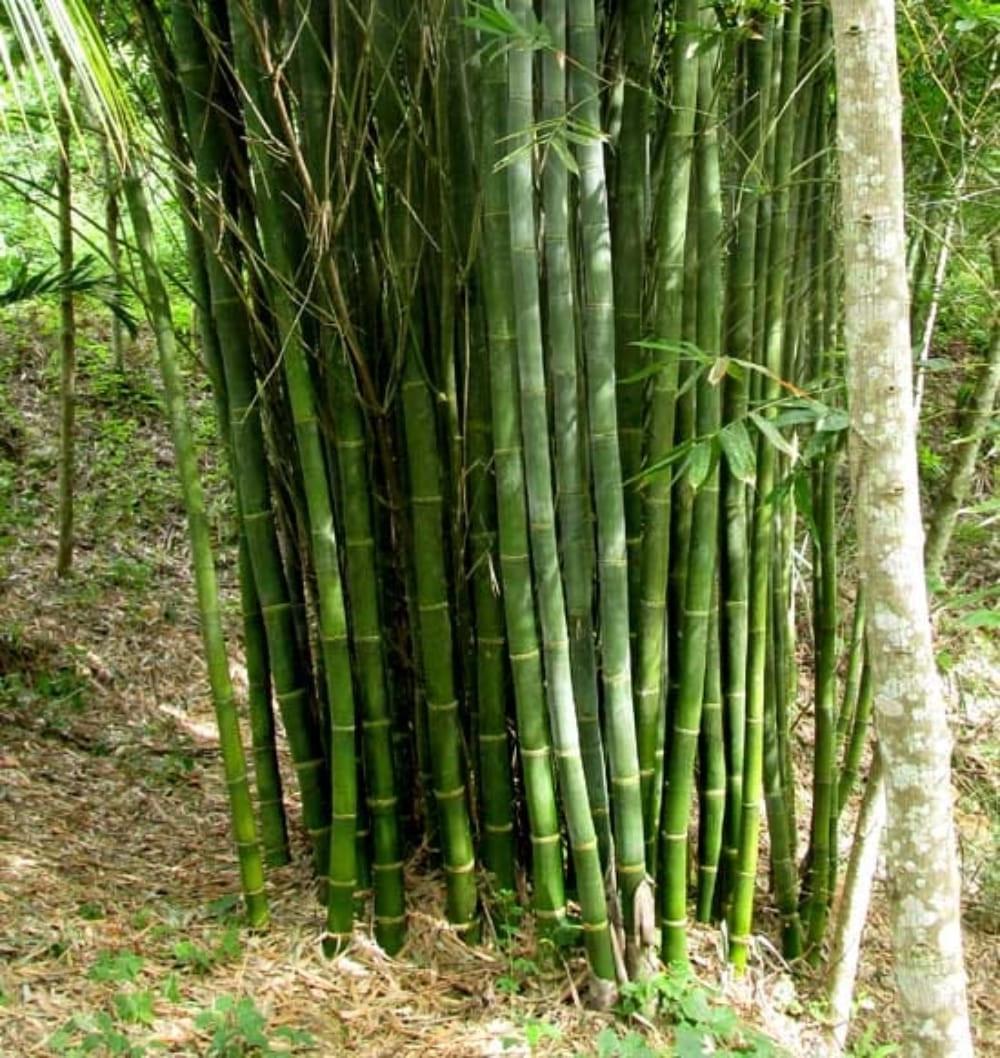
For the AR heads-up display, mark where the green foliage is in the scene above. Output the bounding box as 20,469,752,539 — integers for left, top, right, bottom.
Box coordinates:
845,1025,901,1058
463,0,550,55
160,973,182,1003
0,253,137,332
495,955,538,996
592,1026,659,1058
194,996,315,1057
502,1017,563,1053
112,990,156,1026
171,925,242,974
48,1012,147,1058
613,968,780,1058
87,951,144,984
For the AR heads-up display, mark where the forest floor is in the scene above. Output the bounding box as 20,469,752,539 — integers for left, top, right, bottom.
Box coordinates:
0,311,997,1058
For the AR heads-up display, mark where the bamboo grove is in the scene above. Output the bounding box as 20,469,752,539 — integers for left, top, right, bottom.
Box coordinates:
34,0,973,1000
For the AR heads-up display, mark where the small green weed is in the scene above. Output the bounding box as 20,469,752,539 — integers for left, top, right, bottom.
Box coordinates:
171,924,242,974
112,989,156,1026
591,1026,658,1058
88,951,145,984
195,995,315,1057
846,1025,900,1058
496,955,539,996
161,972,182,1003
502,1016,562,1053
105,556,154,592
0,665,88,717
48,1012,147,1058
613,966,780,1058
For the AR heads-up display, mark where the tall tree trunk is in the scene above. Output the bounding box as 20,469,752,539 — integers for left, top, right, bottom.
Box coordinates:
56,52,75,577
830,2,973,1054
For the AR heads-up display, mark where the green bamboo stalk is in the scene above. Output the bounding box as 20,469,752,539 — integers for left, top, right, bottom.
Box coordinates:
837,657,874,817
805,277,839,961
171,0,331,876
290,0,408,954
837,589,867,750
433,17,474,736
400,353,479,935
123,171,267,928
612,0,653,651
774,507,798,861
467,324,517,891
56,51,74,577
660,23,722,963
571,0,656,974
728,0,803,974
542,0,612,871
666,195,700,758
719,24,772,912
238,534,290,866
763,565,803,958
508,0,616,992
696,580,725,923
479,33,566,931
100,135,126,373
225,0,358,947
637,0,699,889
369,0,477,935
328,357,407,952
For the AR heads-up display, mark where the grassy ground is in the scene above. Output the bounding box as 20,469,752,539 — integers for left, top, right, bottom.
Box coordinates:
0,308,995,1056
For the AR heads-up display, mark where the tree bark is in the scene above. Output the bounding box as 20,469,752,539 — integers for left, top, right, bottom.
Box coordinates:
829,2,974,1054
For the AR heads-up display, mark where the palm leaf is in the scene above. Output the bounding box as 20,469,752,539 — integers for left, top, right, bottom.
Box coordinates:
0,0,132,162
0,254,138,334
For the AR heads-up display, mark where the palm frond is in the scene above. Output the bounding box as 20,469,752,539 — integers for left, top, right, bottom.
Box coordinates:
0,0,133,164
0,253,138,334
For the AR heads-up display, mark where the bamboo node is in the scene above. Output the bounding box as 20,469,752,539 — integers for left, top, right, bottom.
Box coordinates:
530,833,562,846
427,698,459,714
443,859,476,875
534,907,567,921
581,919,610,932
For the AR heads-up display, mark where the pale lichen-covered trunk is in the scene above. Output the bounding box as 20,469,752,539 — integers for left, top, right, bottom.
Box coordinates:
829,2,974,1055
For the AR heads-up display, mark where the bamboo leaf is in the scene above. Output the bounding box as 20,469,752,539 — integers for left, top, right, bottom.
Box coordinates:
684,438,714,490
634,437,696,482
750,411,796,458
708,354,731,385
728,354,810,397
773,400,824,427
816,407,850,432
547,133,579,176
718,421,756,484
